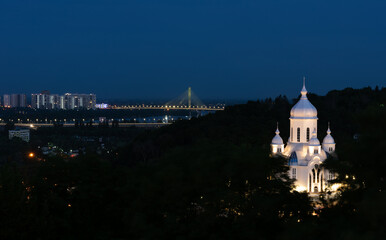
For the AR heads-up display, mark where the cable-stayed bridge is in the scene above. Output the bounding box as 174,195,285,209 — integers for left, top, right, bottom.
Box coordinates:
113,87,225,111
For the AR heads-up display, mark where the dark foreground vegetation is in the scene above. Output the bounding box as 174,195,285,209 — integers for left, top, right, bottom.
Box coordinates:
0,87,385,239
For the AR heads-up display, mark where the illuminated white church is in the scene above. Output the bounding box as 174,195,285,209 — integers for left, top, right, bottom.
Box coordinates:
271,81,336,193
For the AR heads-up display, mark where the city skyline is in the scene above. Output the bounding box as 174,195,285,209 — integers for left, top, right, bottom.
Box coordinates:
1,1,386,99
1,91,96,109
0,82,384,103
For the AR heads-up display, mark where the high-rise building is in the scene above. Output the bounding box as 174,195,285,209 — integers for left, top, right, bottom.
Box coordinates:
31,93,47,109
46,94,61,109
31,91,96,110
59,95,65,109
31,92,60,109
63,93,96,109
3,95,10,108
10,94,27,108
11,94,18,107
19,94,27,107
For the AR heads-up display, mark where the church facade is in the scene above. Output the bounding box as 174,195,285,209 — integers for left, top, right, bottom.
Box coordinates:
271,81,336,193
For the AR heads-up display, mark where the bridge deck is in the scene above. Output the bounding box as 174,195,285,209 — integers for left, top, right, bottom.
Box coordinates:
111,106,224,111
0,123,171,128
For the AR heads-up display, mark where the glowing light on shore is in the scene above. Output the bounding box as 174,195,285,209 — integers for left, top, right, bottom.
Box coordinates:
295,186,307,192
331,183,341,192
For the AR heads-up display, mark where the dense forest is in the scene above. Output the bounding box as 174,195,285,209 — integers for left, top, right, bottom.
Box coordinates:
0,87,385,239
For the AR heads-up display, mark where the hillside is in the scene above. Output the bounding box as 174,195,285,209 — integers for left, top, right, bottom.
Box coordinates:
0,86,385,239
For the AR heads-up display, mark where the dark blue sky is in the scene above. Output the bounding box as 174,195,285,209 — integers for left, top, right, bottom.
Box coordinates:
1,0,385,100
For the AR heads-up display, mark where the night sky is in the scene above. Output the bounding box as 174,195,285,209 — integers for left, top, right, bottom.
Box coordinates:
1,0,385,100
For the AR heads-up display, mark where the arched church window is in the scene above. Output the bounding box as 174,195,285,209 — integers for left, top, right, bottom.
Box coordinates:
306,128,310,141
291,128,293,142
314,149,318,154
278,148,281,153
317,169,320,183
312,169,316,183
297,128,300,142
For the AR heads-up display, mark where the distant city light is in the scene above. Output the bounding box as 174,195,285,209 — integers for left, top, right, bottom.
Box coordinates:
96,103,109,109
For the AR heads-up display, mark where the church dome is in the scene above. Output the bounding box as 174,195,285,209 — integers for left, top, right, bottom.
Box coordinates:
308,130,320,146
323,125,335,144
271,127,283,145
290,82,317,119
323,135,335,144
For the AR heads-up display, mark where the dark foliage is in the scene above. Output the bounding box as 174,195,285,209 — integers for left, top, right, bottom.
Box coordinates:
0,87,385,239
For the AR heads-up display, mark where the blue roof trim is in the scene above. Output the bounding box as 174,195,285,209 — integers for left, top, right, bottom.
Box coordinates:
288,152,298,166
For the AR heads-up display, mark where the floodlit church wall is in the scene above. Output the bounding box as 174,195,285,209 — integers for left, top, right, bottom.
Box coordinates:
271,144,285,154
292,166,333,193
308,145,322,156
291,166,308,192
307,157,328,193
322,143,335,153
289,118,317,143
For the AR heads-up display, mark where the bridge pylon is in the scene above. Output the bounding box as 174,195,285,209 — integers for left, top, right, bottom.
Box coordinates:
188,86,191,108
166,87,204,109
